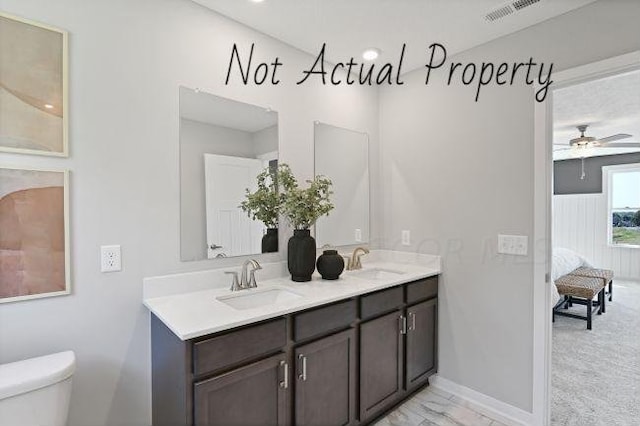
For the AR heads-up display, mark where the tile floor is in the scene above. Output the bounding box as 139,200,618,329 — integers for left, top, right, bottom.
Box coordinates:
374,387,507,426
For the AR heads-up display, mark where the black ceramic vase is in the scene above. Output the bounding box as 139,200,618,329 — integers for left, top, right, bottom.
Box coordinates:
288,229,316,282
261,228,279,253
316,249,345,280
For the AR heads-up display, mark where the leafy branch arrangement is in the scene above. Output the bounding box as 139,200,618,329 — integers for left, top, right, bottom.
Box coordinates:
279,164,334,230
240,163,334,230
239,165,283,228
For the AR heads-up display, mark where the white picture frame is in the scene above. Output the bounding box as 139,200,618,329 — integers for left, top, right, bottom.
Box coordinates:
0,12,69,157
0,166,71,303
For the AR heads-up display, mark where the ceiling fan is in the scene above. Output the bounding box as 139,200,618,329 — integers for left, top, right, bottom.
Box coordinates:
554,125,640,180
554,124,640,151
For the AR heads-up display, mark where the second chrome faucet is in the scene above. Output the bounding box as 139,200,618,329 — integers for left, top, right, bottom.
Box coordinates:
345,247,370,271
226,259,262,291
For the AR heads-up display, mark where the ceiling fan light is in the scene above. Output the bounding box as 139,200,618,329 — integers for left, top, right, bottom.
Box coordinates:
570,136,596,147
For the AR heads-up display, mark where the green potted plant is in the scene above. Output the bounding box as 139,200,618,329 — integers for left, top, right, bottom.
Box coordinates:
278,164,334,282
240,165,283,253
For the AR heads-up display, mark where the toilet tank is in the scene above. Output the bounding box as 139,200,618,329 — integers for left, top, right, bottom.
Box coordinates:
0,351,75,426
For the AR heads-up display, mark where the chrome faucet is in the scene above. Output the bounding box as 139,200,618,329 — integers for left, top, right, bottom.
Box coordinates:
346,247,369,271
225,259,262,292
241,259,262,289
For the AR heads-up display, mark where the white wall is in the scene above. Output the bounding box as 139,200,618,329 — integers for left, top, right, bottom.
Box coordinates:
379,0,640,412
0,1,379,425
553,194,640,280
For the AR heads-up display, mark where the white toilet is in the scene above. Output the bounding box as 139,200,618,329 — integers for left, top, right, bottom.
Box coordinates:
0,351,75,426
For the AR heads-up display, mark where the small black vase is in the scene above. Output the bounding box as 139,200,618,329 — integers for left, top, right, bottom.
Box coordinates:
288,229,316,282
316,250,345,280
262,228,279,253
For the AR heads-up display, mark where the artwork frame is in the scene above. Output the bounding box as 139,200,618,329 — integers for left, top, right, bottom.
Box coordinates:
0,165,71,304
0,12,69,157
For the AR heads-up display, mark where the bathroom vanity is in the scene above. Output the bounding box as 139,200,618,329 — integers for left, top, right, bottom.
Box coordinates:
145,254,440,426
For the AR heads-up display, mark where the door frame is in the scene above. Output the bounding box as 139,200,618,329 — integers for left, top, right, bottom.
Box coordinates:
532,50,640,425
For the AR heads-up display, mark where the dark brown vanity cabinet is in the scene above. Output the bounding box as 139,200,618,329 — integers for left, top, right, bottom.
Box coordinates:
151,275,438,426
405,298,438,390
193,353,289,426
359,310,404,421
294,329,356,426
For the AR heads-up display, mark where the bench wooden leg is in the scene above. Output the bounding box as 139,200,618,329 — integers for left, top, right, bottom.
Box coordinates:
587,297,592,330
609,281,613,302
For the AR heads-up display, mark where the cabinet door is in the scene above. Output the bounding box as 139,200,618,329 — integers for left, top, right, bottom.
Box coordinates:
406,298,437,390
295,329,356,426
194,353,290,426
359,310,404,421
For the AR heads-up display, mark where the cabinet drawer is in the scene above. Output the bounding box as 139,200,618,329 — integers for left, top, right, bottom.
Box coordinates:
406,276,438,304
294,299,357,341
360,286,403,320
193,318,286,375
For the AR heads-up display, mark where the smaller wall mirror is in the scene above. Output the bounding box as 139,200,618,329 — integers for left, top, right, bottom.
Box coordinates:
314,122,370,247
179,87,279,261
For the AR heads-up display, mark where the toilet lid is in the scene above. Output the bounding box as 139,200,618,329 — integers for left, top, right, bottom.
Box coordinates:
0,351,75,400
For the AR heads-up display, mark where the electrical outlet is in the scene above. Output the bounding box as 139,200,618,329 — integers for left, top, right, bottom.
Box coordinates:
497,235,528,256
402,230,411,246
101,245,122,272
355,228,362,242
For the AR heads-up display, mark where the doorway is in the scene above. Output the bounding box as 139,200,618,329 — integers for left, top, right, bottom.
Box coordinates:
533,51,640,425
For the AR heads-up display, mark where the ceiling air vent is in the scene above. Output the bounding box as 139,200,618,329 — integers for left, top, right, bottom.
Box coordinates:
485,5,514,22
512,0,541,11
485,0,542,22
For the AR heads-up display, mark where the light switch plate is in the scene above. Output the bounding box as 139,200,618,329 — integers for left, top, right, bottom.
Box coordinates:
497,235,528,256
101,245,122,272
402,230,411,246
355,228,362,242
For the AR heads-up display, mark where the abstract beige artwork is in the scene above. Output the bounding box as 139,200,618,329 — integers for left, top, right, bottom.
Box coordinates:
0,167,69,303
0,13,68,156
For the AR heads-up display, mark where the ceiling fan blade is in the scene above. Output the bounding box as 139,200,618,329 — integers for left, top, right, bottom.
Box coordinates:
598,133,632,143
596,142,640,148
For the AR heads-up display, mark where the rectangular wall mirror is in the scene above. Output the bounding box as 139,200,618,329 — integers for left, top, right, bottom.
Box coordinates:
179,87,279,261
314,122,370,247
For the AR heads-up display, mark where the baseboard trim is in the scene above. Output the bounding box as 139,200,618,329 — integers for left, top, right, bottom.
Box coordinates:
429,375,534,426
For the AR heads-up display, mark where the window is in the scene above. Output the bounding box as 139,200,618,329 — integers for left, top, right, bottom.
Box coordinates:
606,164,640,247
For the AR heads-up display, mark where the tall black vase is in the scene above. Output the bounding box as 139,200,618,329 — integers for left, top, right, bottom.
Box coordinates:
288,229,316,282
262,228,279,253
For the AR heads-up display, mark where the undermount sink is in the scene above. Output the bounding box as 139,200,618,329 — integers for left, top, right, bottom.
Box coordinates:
217,287,302,310
349,267,406,281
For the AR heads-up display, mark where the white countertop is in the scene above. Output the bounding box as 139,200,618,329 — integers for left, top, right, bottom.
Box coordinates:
143,251,441,341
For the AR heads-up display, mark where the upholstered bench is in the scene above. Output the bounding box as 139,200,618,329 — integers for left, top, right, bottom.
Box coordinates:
553,275,605,330
569,267,614,302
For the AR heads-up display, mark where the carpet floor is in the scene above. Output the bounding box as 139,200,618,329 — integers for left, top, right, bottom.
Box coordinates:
552,280,640,426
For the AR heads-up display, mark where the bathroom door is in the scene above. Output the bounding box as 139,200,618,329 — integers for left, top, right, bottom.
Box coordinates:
204,154,263,258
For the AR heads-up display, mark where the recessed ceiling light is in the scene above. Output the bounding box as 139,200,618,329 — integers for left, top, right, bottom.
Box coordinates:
250,0,266,3
44,104,54,109
362,48,380,61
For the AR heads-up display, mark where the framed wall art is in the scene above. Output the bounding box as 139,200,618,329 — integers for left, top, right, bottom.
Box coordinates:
0,166,70,303
0,12,68,156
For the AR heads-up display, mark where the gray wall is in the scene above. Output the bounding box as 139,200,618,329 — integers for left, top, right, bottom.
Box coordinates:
554,153,640,194
0,1,379,425
379,0,640,412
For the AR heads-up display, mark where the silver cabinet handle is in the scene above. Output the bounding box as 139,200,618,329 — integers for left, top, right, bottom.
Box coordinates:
409,312,416,331
209,244,223,250
279,361,288,389
298,354,307,381
399,315,407,335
